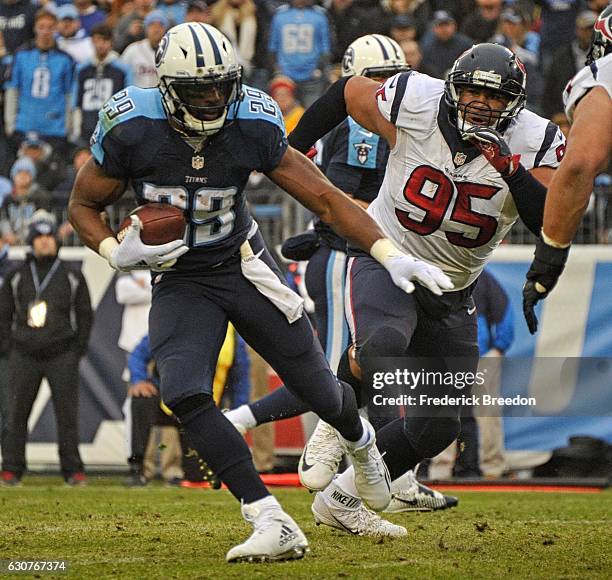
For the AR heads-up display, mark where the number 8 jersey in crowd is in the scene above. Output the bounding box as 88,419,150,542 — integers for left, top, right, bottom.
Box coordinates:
90,84,287,271
370,71,565,290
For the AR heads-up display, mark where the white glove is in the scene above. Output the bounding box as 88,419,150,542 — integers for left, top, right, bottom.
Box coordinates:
370,238,454,296
99,215,189,272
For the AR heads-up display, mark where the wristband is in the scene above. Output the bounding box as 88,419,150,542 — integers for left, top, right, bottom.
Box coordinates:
540,229,571,249
99,237,119,262
370,238,405,265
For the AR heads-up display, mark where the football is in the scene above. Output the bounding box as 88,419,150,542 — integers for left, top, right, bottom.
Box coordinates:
117,203,186,246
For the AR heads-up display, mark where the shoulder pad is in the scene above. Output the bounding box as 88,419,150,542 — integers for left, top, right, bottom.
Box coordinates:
96,86,165,135
230,86,285,133
507,110,565,169
564,54,612,123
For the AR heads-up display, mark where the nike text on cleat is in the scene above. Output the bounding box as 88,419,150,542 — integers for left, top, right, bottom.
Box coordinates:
384,470,458,513
298,420,344,491
312,480,407,538
226,502,309,563
343,419,392,512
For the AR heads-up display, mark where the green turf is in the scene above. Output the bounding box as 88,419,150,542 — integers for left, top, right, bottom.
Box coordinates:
0,477,610,579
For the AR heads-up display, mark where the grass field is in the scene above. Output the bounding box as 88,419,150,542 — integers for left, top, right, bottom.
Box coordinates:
0,477,610,579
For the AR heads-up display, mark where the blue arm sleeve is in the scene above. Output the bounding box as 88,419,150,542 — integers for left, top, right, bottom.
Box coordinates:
226,334,251,409
491,304,515,354
128,335,151,384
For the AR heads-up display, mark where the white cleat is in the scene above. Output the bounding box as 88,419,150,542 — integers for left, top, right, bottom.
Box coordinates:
312,480,407,538
298,420,344,491
226,500,309,563
343,419,391,512
384,470,459,513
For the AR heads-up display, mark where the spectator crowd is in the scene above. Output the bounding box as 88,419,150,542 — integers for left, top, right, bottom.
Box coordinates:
0,0,610,247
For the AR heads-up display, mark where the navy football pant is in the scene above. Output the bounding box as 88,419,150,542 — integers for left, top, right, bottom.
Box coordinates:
149,233,362,502
249,244,349,424
346,255,479,480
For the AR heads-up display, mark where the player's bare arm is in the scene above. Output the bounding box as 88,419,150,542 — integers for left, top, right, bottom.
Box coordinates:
268,146,387,251
269,146,453,295
68,158,127,251
288,73,399,154
542,86,612,245
523,5,612,334
344,76,396,146
69,158,188,271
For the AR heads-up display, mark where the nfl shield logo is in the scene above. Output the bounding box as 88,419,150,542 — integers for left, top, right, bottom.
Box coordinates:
453,151,467,166
192,155,204,170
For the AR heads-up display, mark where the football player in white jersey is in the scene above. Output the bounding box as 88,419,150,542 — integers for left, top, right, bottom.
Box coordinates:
285,43,565,514
523,5,612,333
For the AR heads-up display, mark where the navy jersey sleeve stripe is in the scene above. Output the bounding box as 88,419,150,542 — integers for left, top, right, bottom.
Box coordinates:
390,71,412,125
372,35,389,60
188,25,206,67
534,121,558,168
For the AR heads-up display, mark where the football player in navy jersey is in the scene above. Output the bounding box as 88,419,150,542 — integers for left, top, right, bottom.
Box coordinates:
281,43,564,528
68,23,453,563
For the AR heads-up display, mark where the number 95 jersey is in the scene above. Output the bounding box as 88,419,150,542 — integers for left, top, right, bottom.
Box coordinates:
90,85,287,271
371,71,565,290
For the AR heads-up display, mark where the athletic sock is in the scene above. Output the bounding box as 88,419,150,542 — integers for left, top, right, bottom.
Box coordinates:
375,418,423,480
334,466,359,498
250,386,311,425
343,416,370,449
224,404,257,430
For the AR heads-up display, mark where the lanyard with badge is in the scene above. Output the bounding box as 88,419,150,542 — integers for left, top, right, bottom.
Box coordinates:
27,258,60,328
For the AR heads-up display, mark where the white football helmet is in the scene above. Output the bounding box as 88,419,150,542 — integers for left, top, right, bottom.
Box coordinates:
341,34,410,79
155,23,243,135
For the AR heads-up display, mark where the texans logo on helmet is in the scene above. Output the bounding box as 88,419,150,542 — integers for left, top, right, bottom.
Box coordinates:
594,14,612,41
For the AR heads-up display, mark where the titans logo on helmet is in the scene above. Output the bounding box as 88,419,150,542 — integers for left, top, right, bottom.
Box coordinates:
155,34,170,67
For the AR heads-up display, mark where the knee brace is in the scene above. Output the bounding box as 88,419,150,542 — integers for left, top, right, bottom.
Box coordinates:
404,416,461,459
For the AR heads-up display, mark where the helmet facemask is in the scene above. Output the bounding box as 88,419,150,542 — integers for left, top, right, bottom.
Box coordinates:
445,67,526,138
159,69,242,136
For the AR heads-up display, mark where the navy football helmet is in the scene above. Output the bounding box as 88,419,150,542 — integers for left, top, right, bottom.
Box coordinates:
444,43,527,136
586,5,612,65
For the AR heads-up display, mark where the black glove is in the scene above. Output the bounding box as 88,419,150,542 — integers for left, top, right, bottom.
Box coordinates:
522,236,569,334
281,230,320,261
465,126,521,177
